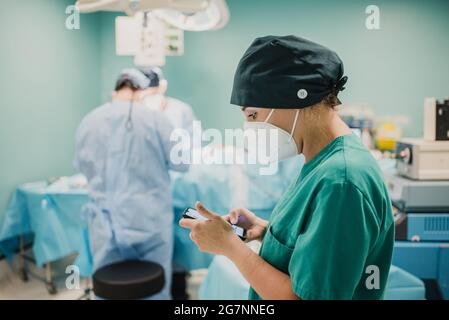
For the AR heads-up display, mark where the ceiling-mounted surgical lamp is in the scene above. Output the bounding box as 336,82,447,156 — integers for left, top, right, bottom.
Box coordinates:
75,0,230,30
76,0,229,31
153,0,229,31
76,0,205,13
75,0,129,13
76,0,230,67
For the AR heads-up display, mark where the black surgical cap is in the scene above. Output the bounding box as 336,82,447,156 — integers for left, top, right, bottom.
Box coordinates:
230,35,348,109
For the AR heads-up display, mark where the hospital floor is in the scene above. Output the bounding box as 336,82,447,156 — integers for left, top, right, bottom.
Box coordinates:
0,252,207,300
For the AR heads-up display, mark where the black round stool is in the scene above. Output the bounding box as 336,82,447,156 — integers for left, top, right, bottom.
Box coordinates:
93,260,165,300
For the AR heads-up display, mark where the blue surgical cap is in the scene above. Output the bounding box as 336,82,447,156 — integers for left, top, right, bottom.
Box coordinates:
116,68,150,90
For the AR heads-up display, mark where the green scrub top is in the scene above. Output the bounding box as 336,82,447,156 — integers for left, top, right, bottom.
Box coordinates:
249,134,394,300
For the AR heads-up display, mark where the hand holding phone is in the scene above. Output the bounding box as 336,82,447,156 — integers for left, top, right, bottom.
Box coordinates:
182,207,247,240
225,207,268,242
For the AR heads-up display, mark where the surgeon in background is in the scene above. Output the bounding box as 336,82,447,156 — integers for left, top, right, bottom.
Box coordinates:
141,67,196,135
74,69,188,299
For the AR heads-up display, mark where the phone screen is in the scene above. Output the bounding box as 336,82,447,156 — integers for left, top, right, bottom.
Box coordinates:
230,224,245,238
183,208,246,239
183,208,208,221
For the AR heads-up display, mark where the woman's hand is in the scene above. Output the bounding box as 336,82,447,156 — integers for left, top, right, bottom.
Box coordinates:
180,203,298,300
224,208,268,242
179,202,242,257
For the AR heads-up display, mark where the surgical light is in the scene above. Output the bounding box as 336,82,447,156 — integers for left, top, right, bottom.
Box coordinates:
75,0,230,31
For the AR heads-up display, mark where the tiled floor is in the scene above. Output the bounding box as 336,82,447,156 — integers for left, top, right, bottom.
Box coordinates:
0,259,86,300
0,256,206,300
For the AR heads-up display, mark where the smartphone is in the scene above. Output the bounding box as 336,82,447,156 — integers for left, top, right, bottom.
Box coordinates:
182,207,247,240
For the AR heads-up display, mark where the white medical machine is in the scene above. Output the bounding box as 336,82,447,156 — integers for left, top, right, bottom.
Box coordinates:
396,97,449,180
396,138,449,180
424,98,449,141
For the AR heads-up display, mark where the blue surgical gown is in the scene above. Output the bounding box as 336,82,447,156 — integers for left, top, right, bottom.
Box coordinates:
163,97,196,134
74,100,188,299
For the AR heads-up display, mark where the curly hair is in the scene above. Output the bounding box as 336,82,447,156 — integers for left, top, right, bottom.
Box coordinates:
322,92,341,108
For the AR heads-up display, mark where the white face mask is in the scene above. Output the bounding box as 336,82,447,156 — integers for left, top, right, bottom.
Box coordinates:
143,94,164,111
243,109,300,162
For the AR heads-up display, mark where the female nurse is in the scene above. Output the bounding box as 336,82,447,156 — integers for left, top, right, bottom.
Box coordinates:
180,35,395,300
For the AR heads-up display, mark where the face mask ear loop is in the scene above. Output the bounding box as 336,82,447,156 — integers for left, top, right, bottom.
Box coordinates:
289,110,300,141
264,109,275,123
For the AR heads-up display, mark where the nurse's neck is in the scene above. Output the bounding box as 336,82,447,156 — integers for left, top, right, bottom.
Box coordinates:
297,106,352,163
112,88,142,102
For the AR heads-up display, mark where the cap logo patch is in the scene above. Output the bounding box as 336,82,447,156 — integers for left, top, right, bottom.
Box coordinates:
297,89,308,99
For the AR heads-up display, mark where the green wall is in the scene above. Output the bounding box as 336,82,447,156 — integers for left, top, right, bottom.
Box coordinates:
0,0,101,220
99,0,449,134
1,0,449,221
